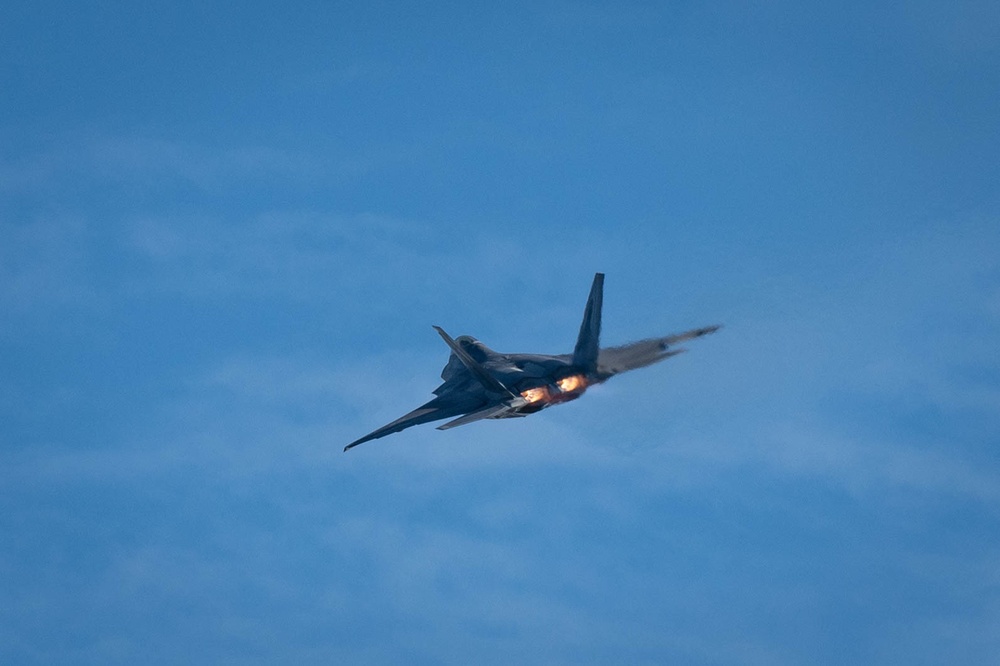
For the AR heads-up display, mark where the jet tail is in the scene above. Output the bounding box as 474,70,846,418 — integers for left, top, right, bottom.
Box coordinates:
572,272,604,374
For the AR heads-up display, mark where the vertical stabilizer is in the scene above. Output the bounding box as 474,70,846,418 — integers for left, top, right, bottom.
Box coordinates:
572,273,604,373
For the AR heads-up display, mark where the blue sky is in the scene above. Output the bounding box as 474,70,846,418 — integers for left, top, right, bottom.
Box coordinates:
2,1,999,664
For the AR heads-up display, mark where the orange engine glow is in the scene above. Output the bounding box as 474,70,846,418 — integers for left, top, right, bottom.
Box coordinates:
556,374,585,393
520,387,548,403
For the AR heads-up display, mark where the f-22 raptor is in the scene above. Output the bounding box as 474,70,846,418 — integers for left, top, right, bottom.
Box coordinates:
345,273,719,451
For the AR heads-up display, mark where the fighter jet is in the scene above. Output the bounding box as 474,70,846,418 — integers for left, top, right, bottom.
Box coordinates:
344,272,719,451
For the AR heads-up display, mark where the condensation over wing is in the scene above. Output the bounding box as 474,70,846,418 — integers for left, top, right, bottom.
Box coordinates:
596,325,720,379
435,403,522,430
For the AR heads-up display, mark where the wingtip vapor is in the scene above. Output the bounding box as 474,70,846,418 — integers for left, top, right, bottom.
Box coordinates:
344,272,719,451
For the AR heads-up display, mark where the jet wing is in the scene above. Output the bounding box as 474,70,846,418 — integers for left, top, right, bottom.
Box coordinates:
344,395,486,451
596,325,720,379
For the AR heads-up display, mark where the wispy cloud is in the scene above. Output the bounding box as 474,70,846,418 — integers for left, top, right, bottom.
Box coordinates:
0,135,324,195
121,211,451,300
0,215,99,307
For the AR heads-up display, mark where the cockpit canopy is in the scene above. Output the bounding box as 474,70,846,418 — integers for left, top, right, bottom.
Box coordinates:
454,336,492,363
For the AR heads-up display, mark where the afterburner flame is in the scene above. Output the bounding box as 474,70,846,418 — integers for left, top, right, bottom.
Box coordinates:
556,374,585,393
520,387,548,403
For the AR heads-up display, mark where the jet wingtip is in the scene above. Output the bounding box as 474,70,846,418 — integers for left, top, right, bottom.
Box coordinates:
343,436,370,452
